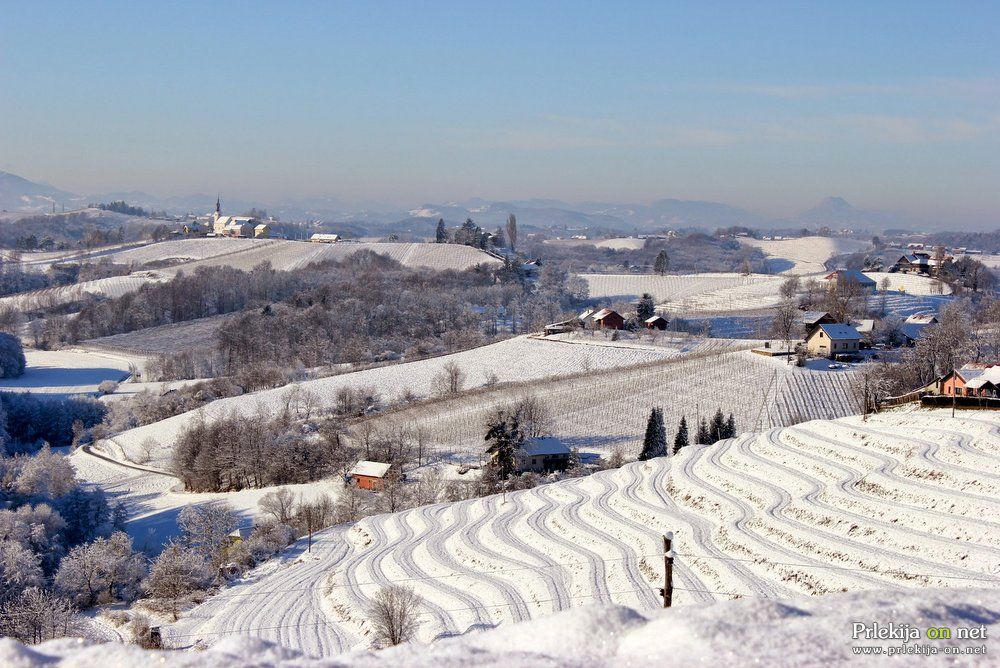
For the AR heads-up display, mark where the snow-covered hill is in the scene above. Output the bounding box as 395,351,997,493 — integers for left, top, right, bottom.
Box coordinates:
6,586,997,666
163,409,1000,655
580,273,786,313
740,236,871,275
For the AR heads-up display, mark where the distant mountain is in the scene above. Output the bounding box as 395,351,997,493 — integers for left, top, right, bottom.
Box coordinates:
793,196,922,231
576,198,767,230
0,171,79,213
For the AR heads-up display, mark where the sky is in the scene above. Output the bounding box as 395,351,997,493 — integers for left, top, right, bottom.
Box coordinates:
1,1,998,226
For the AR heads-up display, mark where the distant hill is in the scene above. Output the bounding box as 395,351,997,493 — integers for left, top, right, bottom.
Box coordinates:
793,196,924,231
0,171,79,212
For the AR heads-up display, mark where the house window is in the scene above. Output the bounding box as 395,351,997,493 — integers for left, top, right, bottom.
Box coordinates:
532,458,536,464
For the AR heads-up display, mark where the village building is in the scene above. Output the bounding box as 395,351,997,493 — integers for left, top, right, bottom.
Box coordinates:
348,460,392,490
543,319,579,336
931,364,1000,398
891,251,952,276
517,437,571,474
644,315,669,330
823,270,876,290
254,223,271,238
590,308,625,330
805,323,862,359
209,198,261,238
796,310,837,336
310,233,340,243
905,313,938,325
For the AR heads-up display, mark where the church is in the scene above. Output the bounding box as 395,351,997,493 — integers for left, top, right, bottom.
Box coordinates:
210,197,270,238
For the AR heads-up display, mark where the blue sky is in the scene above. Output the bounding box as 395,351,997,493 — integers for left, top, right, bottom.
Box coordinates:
1,1,997,225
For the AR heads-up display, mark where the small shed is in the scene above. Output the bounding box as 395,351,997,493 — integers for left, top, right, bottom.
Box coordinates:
254,223,271,238
310,233,340,243
806,323,862,359
823,270,876,290
544,320,578,336
644,315,669,330
591,308,625,330
349,460,392,490
518,437,571,474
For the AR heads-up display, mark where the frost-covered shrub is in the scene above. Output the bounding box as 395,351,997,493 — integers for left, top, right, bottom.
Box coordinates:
0,332,25,379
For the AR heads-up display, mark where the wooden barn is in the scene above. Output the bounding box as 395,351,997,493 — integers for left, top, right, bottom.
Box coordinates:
644,315,669,330
590,308,625,330
348,461,392,490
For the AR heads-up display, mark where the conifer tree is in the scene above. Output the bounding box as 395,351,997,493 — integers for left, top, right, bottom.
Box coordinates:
673,416,688,455
639,407,667,460
435,218,447,243
696,417,710,444
653,250,669,275
725,413,736,439
711,408,726,441
637,293,655,322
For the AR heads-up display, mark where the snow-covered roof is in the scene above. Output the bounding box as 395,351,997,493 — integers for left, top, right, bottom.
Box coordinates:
815,323,862,340
900,323,930,341
905,313,938,324
590,308,619,321
796,310,832,325
522,437,570,457
349,461,391,478
959,364,1000,388
578,309,594,320
645,315,668,323
853,319,874,333
825,269,876,286
310,233,340,242
254,223,269,230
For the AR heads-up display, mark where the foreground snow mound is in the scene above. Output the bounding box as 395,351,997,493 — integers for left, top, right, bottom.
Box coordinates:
5,588,998,666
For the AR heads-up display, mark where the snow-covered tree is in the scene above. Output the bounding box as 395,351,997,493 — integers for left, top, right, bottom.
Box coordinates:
258,488,295,525
639,407,667,460
0,540,43,605
142,543,214,620
367,585,422,647
14,446,77,498
1,587,76,644
673,416,689,455
0,332,26,379
178,502,238,565
54,532,146,607
637,293,656,322
653,250,669,275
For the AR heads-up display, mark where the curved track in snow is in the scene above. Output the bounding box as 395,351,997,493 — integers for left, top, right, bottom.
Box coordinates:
168,409,1000,656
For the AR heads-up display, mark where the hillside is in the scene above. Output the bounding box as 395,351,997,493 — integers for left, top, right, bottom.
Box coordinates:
740,236,871,274
162,409,1000,654
580,273,786,313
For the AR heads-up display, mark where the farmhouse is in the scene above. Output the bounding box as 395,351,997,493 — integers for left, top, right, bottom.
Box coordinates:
644,315,669,330
797,310,837,336
253,223,271,238
932,364,1000,398
590,308,625,330
310,233,340,243
518,437,571,474
348,460,392,490
806,323,862,359
891,251,952,276
823,270,876,290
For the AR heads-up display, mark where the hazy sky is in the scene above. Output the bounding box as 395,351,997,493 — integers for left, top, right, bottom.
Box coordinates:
2,1,998,225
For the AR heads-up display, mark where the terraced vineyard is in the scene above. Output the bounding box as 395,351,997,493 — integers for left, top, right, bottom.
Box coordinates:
166,409,1000,655
580,273,785,313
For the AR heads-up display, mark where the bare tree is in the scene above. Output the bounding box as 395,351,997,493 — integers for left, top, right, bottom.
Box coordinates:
769,298,800,364
367,585,422,647
779,275,801,299
258,488,296,524
433,361,465,395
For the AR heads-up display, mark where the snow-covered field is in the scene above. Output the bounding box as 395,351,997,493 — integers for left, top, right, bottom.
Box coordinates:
595,237,645,250
0,349,132,395
82,314,230,357
864,271,952,295
100,336,685,466
581,273,785,313
163,409,1000,655
0,241,500,310
740,236,871,274
358,348,862,459
7,586,997,666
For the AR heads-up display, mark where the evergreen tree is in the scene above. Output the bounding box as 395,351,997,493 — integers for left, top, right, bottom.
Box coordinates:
710,408,726,441
724,413,736,439
435,218,448,243
696,417,710,444
485,410,523,479
506,214,518,252
654,250,669,275
636,293,655,321
639,407,667,460
673,416,688,455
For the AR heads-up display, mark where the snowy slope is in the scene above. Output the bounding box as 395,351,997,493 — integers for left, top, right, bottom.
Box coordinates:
740,236,871,275
6,587,998,666
0,349,132,395
101,336,684,466
865,271,952,296
581,273,785,313
162,409,1000,655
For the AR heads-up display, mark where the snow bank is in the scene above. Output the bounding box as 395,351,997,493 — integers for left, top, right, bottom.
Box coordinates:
4,587,997,666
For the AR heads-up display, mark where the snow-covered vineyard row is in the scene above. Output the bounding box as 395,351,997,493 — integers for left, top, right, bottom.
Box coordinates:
166,410,1000,655
82,313,231,356
104,336,689,465
359,349,860,459
0,273,168,310
580,273,785,311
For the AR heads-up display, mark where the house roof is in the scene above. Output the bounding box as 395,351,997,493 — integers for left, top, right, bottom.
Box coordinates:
854,319,875,333
905,313,938,325
578,309,595,320
814,323,862,341
349,461,391,478
797,310,832,325
310,233,340,241
522,437,570,457
591,308,620,321
957,364,1000,388
645,315,669,323
824,270,876,286
900,322,931,341
254,223,269,230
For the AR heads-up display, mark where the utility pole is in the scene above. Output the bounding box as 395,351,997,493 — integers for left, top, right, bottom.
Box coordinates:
659,532,674,608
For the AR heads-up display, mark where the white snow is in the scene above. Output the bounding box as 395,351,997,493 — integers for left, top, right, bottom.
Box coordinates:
740,236,871,275
155,409,1000,656
864,271,953,296
0,349,132,395
581,273,786,313
4,586,997,665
